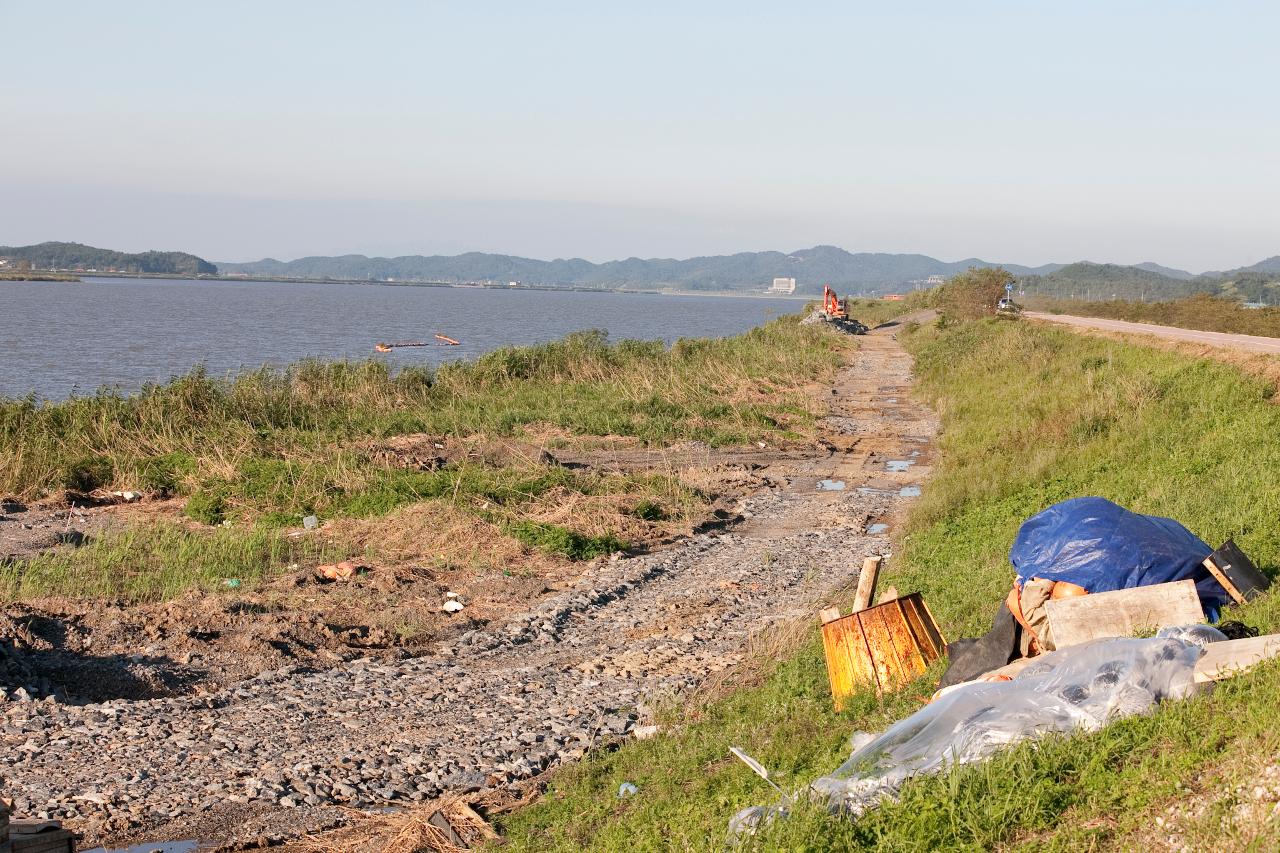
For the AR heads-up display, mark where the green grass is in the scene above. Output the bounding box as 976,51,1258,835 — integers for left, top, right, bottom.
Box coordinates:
1,320,847,500
0,522,347,601
1,319,848,602
494,317,1280,851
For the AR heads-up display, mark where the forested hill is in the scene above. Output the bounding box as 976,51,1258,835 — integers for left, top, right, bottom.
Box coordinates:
1019,261,1280,304
218,245,1066,293
0,242,217,275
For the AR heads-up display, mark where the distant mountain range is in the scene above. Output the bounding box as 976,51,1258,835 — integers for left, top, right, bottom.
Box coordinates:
218,245,1069,293
4,241,1279,301
0,241,216,276
1019,260,1280,304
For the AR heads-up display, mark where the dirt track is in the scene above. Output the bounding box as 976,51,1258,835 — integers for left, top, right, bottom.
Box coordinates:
1026,312,1280,354
1,320,937,850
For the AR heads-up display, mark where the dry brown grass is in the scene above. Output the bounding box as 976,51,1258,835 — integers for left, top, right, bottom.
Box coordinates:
327,503,558,576
289,796,497,853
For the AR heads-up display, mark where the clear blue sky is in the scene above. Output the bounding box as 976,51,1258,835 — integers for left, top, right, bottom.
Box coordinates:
3,1,1277,271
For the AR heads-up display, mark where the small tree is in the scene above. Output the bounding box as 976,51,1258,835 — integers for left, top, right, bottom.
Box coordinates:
936,267,1014,321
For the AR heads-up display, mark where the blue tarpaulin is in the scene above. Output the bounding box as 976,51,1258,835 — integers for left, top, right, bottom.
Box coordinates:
1010,497,1230,615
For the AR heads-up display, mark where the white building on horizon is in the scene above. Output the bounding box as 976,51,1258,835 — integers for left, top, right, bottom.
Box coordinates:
769,276,797,294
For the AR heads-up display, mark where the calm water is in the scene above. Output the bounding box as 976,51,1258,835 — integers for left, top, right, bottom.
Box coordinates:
0,278,800,399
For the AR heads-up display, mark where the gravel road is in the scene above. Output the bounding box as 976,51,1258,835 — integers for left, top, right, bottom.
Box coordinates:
1026,312,1280,355
1,323,936,849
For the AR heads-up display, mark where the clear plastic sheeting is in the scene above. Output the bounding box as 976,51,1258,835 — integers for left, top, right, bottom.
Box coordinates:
729,635,1204,833
1156,623,1229,648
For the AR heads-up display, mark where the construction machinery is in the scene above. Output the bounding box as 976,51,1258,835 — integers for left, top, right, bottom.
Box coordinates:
822,284,847,319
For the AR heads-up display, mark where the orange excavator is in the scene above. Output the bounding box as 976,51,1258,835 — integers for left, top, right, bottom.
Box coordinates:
822,284,847,319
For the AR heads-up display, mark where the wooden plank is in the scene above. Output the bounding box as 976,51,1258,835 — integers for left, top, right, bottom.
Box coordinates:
11,828,74,853
899,594,944,660
1202,557,1247,606
820,617,857,711
918,595,948,649
1045,579,1204,648
1195,635,1280,682
821,611,879,709
852,555,882,612
858,605,907,691
884,599,928,680
845,616,879,697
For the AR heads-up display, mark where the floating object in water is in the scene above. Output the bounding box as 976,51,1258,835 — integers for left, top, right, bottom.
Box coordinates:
374,334,461,352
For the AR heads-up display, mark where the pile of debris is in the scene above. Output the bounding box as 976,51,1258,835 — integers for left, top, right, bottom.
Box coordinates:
731,496,1278,835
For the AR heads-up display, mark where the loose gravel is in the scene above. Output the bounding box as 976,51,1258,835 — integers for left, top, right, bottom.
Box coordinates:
1,323,935,849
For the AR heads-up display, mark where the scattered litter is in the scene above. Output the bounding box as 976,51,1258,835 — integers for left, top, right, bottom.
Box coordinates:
867,523,889,534
617,782,638,798
633,724,661,740
737,635,1204,833
110,490,141,502
1010,497,1231,616
898,485,921,497
442,596,465,613
221,578,241,589
302,514,319,530
730,747,788,799
316,560,360,582
817,479,846,491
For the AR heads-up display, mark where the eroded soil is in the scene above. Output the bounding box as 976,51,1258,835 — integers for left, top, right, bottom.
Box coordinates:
1,319,938,850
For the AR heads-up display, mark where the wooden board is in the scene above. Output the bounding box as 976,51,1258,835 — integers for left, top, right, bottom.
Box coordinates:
820,592,944,706
1195,635,1280,682
1045,579,1204,648
11,827,74,853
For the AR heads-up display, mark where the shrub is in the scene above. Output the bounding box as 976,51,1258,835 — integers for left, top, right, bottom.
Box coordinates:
936,267,1015,321
184,490,227,525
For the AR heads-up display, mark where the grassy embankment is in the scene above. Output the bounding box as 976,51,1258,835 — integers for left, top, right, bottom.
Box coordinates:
496,317,1280,851
1036,293,1280,338
0,322,850,602
844,292,932,328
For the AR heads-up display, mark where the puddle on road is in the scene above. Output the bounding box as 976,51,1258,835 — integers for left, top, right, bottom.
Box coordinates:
817,479,846,491
867,523,890,534
885,459,916,473
899,485,922,497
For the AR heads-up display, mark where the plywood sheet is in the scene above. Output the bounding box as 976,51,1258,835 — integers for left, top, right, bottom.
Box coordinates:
1045,579,1204,648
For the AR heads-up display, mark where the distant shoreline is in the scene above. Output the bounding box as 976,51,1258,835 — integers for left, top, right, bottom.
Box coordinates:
9,271,814,300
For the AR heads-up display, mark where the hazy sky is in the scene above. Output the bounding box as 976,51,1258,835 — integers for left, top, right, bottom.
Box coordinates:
3,1,1278,271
